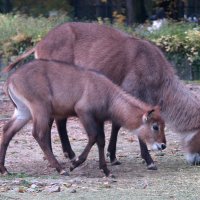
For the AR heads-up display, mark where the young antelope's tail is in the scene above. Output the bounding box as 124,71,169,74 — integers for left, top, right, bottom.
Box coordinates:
2,47,35,73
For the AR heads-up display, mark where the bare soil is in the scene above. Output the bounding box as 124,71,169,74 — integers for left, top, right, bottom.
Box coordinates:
0,80,200,200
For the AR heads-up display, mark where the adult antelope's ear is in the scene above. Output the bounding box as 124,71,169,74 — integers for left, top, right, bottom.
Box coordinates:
142,109,155,123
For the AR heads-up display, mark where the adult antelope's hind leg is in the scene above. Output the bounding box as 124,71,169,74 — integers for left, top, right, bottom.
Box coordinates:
47,118,54,153
55,118,76,161
107,122,121,165
138,138,157,170
0,117,30,175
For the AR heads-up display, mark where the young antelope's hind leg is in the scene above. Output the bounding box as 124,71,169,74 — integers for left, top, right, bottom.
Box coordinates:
107,122,121,165
32,115,68,176
55,118,76,161
0,116,30,175
138,138,157,170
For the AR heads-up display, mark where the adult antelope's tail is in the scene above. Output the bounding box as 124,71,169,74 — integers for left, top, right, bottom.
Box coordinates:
2,47,36,73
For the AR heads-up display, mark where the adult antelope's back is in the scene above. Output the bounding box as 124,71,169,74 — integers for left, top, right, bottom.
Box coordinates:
3,22,200,166
1,60,166,176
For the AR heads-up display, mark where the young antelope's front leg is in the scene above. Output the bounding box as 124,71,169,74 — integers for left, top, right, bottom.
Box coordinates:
96,126,111,177
70,132,96,171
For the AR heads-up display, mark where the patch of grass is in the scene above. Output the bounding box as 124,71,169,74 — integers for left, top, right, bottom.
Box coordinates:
3,172,31,179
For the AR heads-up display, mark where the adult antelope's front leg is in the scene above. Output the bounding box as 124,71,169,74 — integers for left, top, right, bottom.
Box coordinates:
107,122,121,165
55,118,76,161
138,138,157,170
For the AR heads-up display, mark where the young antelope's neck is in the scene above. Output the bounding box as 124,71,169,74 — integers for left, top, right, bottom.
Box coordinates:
109,89,150,130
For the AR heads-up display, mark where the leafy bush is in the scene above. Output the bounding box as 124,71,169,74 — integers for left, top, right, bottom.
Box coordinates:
12,0,72,17
133,21,200,80
1,14,200,80
0,14,70,60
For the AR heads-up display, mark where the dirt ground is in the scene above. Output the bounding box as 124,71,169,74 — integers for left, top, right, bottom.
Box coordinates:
0,80,200,200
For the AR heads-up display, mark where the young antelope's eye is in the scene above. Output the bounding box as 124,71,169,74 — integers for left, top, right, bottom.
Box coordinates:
152,123,159,131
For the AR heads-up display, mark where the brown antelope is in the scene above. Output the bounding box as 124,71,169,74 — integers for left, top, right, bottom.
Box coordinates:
3,22,200,167
1,60,166,176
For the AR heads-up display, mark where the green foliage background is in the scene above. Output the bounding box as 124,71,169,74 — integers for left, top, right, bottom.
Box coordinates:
12,0,72,16
0,13,200,80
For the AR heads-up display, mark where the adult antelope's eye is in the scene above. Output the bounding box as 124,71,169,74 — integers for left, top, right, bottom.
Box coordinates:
152,123,159,131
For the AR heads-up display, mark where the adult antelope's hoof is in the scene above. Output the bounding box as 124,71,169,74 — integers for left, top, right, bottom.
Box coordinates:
186,153,200,165
111,158,121,166
59,169,69,176
147,163,157,170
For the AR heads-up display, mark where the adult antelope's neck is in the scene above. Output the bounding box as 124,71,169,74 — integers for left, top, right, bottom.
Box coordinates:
161,76,200,132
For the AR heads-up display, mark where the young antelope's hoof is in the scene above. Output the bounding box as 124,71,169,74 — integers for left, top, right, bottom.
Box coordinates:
111,158,121,166
60,169,69,176
147,163,157,170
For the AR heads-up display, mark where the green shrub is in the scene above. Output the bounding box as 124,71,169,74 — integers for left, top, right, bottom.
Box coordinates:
0,14,71,59
133,21,200,80
1,14,200,80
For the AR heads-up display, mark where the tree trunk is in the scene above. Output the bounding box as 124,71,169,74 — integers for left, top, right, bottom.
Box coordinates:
2,0,12,13
126,0,147,25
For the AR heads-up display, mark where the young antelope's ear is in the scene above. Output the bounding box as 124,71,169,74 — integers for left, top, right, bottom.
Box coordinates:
142,109,155,123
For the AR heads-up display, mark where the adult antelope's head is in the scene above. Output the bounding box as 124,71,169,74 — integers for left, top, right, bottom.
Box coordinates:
181,129,200,165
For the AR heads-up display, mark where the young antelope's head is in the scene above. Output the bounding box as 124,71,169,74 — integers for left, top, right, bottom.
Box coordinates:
137,106,166,151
